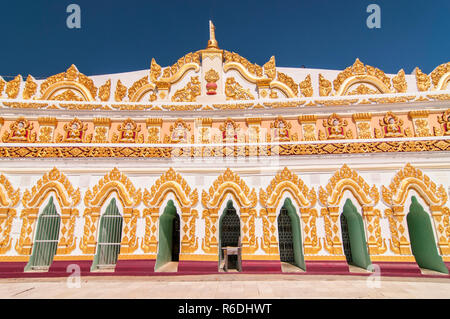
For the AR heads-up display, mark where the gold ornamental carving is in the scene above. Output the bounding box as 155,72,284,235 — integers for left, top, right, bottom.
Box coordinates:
40,65,97,101
2,117,37,143
430,62,450,90
378,112,405,138
392,69,407,93
56,118,90,143
23,75,38,100
81,168,142,255
16,168,80,255
437,109,450,136
0,174,20,254
112,118,144,143
201,168,258,255
225,77,255,100
322,113,352,140
270,116,297,142
98,79,111,102
319,164,385,255
333,58,393,96
114,80,127,102
382,163,450,255
299,74,313,97
142,168,199,255
171,76,201,102
6,75,21,99
319,74,332,96
415,67,431,92
205,69,219,95
259,167,319,255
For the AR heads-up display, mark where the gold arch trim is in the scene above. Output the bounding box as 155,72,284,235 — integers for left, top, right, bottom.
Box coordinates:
81,167,142,255
201,168,258,256
336,76,393,96
141,168,199,255
41,81,95,101
382,163,450,255
15,168,80,255
0,174,20,254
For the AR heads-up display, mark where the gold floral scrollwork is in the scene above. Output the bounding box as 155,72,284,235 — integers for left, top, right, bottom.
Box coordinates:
6,75,21,99
319,74,332,96
259,167,319,256
81,168,141,255
112,118,144,143
393,69,407,93
415,67,431,91
114,80,127,102
16,168,80,255
430,62,450,91
142,168,199,256
98,79,111,102
40,65,97,101
333,58,393,95
382,163,450,255
225,77,255,100
0,174,20,254
2,117,37,143
299,74,313,97
171,76,201,102
319,164,385,255
263,56,276,80
23,75,37,100
202,168,258,256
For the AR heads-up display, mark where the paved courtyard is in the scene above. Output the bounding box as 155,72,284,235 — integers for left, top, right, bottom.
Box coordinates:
1,274,450,299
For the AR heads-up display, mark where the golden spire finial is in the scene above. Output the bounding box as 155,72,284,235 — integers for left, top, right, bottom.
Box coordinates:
207,20,219,49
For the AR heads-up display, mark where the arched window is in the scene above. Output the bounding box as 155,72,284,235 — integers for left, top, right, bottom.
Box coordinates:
25,197,61,272
155,200,180,271
91,198,123,271
407,196,448,274
277,198,305,271
219,200,241,270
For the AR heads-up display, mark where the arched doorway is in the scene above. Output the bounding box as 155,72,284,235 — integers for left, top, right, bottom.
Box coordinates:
340,199,371,270
407,196,448,274
91,198,123,271
219,200,241,270
24,197,61,272
155,200,180,271
277,198,305,271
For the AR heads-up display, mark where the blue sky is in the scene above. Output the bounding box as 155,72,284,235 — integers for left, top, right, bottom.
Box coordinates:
0,0,448,79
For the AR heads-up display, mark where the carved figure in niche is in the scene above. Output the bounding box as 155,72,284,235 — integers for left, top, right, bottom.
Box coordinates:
58,118,88,143
220,118,239,143
437,109,450,136
2,117,36,143
169,119,190,144
271,117,291,142
113,119,143,143
323,113,347,139
380,112,404,138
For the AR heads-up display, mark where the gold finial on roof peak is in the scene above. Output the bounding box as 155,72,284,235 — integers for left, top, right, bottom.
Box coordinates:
207,20,219,49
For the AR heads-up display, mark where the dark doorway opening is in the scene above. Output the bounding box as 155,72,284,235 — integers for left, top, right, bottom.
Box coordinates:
219,201,241,270
278,207,295,264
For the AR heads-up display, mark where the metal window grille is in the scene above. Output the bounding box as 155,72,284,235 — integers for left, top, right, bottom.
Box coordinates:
30,197,61,268
277,207,295,264
95,199,123,267
220,206,240,269
340,213,353,263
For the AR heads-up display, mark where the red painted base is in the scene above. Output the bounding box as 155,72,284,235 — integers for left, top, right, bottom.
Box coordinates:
178,261,218,272
305,261,350,274
241,260,282,272
372,262,421,276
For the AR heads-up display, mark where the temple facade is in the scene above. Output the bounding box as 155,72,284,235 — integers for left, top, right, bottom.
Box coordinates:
0,22,450,277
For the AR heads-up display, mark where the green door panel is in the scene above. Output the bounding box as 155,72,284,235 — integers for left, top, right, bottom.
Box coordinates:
155,200,178,270
342,199,372,269
282,198,305,270
407,196,448,274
